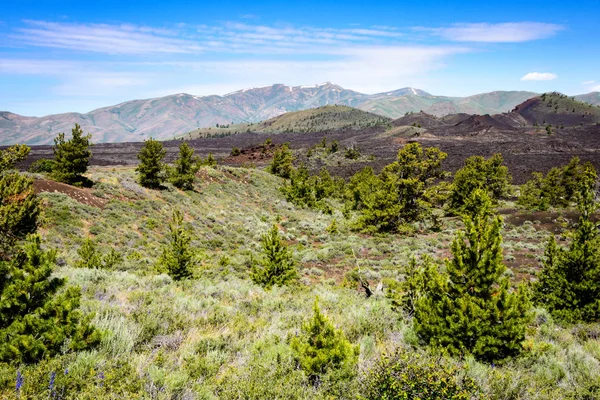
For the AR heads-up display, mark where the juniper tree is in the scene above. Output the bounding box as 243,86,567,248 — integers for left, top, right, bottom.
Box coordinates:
251,224,298,289
290,298,359,385
269,144,294,179
0,235,100,363
52,124,92,184
532,169,600,322
159,210,195,280
136,138,166,188
448,154,511,214
170,142,200,190
413,189,531,362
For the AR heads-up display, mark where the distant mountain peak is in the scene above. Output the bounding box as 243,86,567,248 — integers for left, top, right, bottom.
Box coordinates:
379,87,432,97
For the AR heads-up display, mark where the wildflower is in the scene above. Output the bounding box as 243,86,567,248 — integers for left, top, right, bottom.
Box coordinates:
16,371,24,394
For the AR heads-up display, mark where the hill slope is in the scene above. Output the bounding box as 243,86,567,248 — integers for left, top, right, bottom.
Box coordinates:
183,105,391,138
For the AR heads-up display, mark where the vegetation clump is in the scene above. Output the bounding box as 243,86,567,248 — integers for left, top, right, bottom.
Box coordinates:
75,238,123,269
291,298,359,385
52,124,92,185
448,154,511,214
169,142,200,190
158,210,196,280
136,138,166,188
345,143,447,233
532,171,600,322
251,224,298,289
268,143,294,179
412,190,531,361
518,157,596,210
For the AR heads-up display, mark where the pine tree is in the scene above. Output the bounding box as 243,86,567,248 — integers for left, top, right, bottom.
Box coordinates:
170,142,200,190
448,154,511,214
291,298,359,385
52,124,92,185
0,145,39,258
269,144,294,179
413,189,531,362
0,235,101,363
251,224,298,289
532,168,600,322
75,238,102,269
136,138,166,189
0,173,40,258
158,210,195,280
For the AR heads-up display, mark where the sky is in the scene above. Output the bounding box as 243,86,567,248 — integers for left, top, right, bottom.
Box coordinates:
1,0,599,117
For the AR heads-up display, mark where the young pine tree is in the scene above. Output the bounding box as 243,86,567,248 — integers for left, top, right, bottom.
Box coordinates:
52,124,92,184
291,298,359,385
532,167,600,322
268,144,294,179
159,210,195,280
0,145,39,259
170,142,200,190
0,235,100,363
251,224,298,289
413,189,531,362
136,138,166,188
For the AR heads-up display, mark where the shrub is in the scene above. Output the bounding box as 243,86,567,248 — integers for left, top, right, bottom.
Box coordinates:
75,238,123,269
290,298,359,385
413,190,532,362
230,147,241,156
169,142,200,190
0,144,30,172
158,210,196,280
448,154,511,214
52,124,92,185
344,144,361,160
532,171,600,322
360,351,481,400
28,158,56,173
251,224,298,289
136,138,166,189
0,235,100,363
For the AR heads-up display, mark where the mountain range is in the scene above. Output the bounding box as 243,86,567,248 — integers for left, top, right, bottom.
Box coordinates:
1,82,599,146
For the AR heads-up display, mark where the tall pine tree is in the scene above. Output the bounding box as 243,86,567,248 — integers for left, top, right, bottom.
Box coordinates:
251,224,298,289
532,166,600,322
136,138,166,189
52,124,92,185
413,189,531,362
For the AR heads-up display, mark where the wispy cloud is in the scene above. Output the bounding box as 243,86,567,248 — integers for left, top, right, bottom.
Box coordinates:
521,72,558,81
426,22,563,43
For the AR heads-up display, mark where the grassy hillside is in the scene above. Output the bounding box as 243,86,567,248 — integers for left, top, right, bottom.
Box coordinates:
1,164,599,398
181,105,391,139
514,92,600,126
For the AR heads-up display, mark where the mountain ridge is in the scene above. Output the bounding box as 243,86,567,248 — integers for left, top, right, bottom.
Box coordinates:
2,83,598,146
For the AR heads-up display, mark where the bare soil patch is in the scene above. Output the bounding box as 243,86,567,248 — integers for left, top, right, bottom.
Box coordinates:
33,179,107,208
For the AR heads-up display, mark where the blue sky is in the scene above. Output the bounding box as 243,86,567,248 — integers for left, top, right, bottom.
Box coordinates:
1,0,599,116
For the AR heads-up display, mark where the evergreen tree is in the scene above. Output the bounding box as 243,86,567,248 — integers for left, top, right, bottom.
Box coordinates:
291,298,359,385
0,235,100,363
532,169,600,322
136,138,166,189
170,142,200,190
203,153,217,167
75,238,122,269
52,124,92,184
413,189,531,361
448,154,511,214
269,144,294,179
251,224,298,289
0,173,40,258
158,210,195,280
0,145,39,258
346,143,447,233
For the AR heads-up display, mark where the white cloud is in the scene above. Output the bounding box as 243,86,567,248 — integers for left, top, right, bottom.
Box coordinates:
582,80,596,85
431,22,563,43
520,72,558,81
